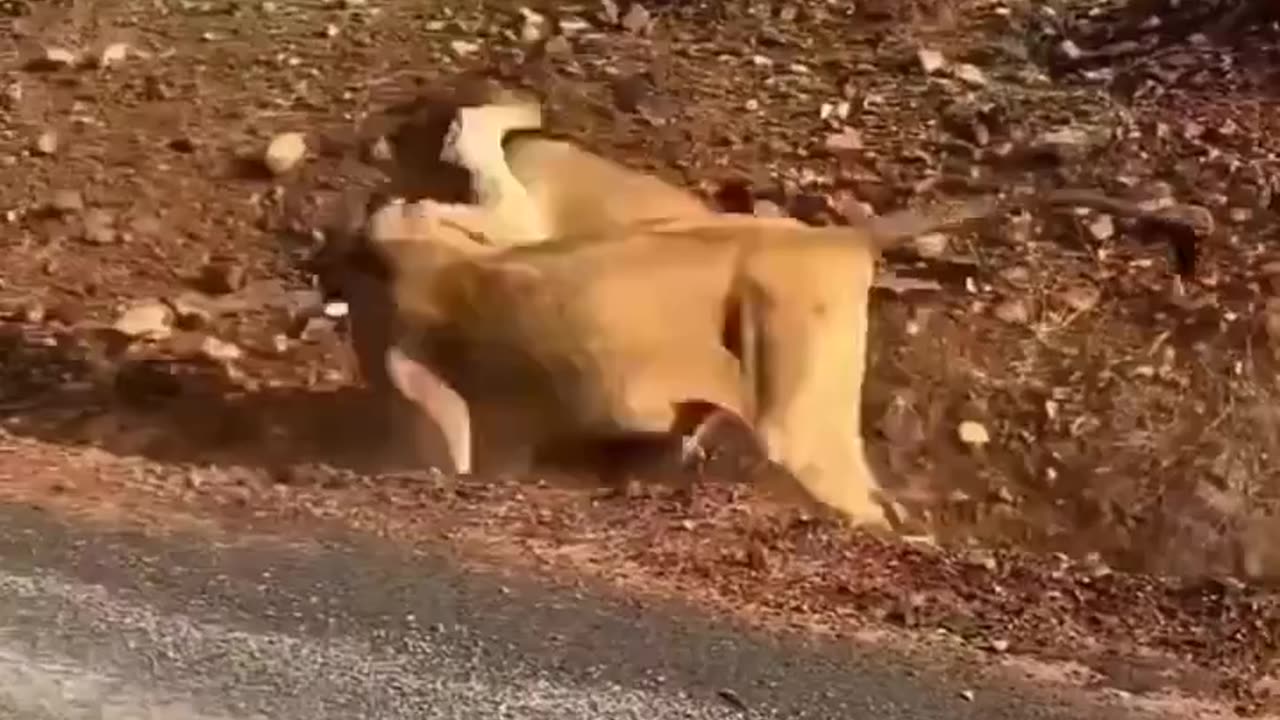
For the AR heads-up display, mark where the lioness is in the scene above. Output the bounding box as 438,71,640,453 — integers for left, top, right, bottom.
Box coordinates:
403,92,989,250
372,209,942,528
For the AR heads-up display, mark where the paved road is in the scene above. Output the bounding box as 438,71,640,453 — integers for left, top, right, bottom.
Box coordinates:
0,503,1143,720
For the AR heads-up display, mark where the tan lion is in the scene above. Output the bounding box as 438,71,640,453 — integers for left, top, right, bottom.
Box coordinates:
373,218,891,526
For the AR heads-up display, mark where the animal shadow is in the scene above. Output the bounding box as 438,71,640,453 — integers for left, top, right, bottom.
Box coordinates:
0,318,783,502
0,320,436,475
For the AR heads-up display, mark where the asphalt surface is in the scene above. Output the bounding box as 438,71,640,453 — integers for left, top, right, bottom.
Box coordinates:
0,503,1148,720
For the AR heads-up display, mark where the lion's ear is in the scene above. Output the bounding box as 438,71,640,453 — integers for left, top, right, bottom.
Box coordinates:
385,346,473,475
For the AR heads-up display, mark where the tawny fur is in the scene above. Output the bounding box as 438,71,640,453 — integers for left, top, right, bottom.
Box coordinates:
375,218,891,527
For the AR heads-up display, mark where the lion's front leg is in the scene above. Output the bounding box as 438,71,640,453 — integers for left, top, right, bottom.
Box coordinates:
366,197,499,258
739,248,890,529
756,420,889,528
385,346,474,475
409,198,508,246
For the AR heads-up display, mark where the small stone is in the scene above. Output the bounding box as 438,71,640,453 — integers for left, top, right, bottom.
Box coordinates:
989,639,1010,653
3,81,22,110
95,42,131,69
33,130,58,156
1228,207,1253,224
1034,126,1098,160
323,23,341,38
127,214,164,238
200,336,243,362
950,63,987,87
957,420,990,447
917,48,947,74
993,298,1030,324
878,395,925,448
543,34,572,56
599,0,621,24
113,301,174,340
170,293,215,328
991,485,1016,504
322,300,349,319
27,47,79,71
961,548,997,570
81,208,117,244
1058,283,1101,312
1131,364,1156,379
519,7,548,43
263,132,307,175
199,261,247,295
621,2,652,34
1001,266,1032,287
824,127,864,153
48,189,84,214
18,301,46,323
299,316,336,342
912,232,948,259
366,135,394,164
1086,214,1115,241
1056,39,1084,61
450,39,481,57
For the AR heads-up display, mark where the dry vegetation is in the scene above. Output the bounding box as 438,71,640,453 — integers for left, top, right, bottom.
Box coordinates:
3,0,1280,715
